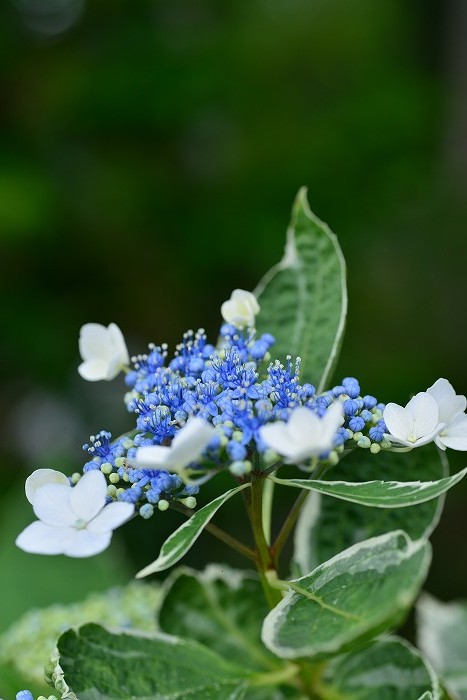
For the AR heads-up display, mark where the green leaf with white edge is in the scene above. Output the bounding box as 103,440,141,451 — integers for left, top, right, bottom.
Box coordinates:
158,564,281,673
417,593,467,699
262,530,431,660
136,483,250,578
319,637,440,700
293,444,447,575
272,465,467,508
254,187,347,392
55,622,251,699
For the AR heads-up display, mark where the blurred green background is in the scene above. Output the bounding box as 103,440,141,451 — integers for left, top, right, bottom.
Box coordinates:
1,0,467,691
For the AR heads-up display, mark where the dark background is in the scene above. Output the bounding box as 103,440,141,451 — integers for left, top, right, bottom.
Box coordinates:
1,0,466,640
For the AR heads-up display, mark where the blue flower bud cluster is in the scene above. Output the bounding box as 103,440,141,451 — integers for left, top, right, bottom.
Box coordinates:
76,324,387,515
317,377,388,452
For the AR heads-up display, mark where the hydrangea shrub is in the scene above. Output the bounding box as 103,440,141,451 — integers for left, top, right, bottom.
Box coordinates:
12,188,467,700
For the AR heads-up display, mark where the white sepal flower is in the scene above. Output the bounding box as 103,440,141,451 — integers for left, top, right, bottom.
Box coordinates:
427,378,467,451
259,402,344,464
25,468,70,504
383,392,443,448
221,289,260,329
78,322,130,381
133,416,215,473
16,470,134,557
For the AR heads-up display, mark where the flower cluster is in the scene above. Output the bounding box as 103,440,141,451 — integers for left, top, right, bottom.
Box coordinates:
123,327,389,480
15,288,467,562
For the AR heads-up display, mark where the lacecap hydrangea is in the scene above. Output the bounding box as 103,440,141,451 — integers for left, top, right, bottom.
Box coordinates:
16,288,467,561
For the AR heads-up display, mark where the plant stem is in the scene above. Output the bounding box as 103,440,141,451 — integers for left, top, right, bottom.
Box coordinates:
169,502,256,562
272,460,329,568
262,477,275,545
250,472,283,608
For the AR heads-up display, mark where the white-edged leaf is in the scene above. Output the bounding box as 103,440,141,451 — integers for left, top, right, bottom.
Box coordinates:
262,530,431,660
292,444,447,575
55,622,251,699
273,466,467,508
255,187,347,392
136,483,250,577
417,593,467,699
320,637,440,700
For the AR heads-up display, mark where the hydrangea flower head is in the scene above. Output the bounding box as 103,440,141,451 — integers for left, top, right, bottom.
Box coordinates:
78,322,129,381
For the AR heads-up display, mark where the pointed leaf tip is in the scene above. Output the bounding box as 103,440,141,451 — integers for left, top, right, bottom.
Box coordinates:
136,483,250,578
255,188,347,391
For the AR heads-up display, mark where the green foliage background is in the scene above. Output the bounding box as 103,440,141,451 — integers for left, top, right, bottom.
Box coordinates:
0,0,466,689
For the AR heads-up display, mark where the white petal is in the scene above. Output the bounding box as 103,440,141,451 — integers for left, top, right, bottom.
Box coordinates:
25,469,70,505
285,445,320,464
411,425,443,448
108,323,130,365
221,300,249,327
104,355,125,381
16,521,75,554
287,407,317,444
439,435,467,451
438,413,467,451
33,484,76,526
260,422,295,458
70,470,107,522
231,289,260,314
78,323,128,381
169,417,215,467
133,445,172,468
78,359,110,381
87,501,134,533
321,402,345,442
79,323,114,361
221,289,259,328
63,529,112,557
427,378,466,423
407,393,439,439
383,403,414,443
